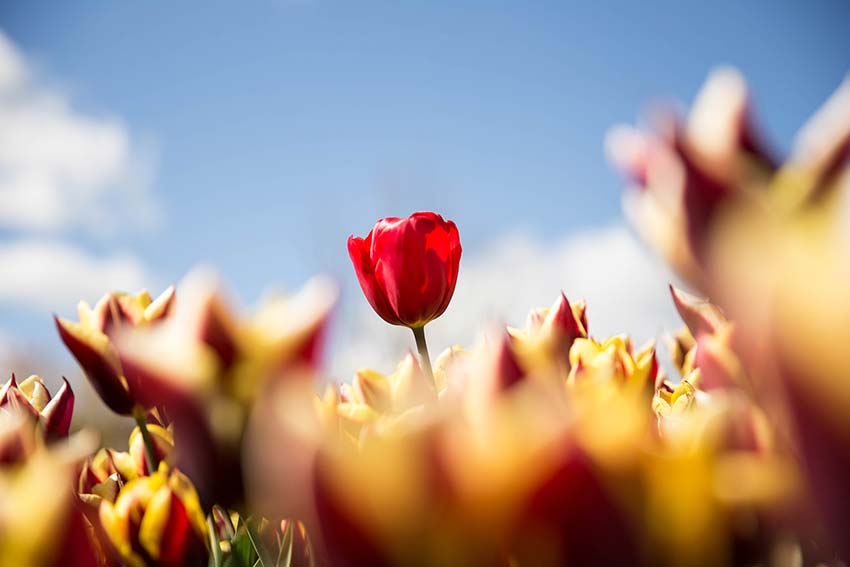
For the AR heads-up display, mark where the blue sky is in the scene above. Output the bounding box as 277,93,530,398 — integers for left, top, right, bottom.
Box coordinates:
0,1,848,377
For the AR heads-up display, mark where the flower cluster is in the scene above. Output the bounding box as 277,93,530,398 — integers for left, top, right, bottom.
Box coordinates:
1,71,848,566
609,66,850,561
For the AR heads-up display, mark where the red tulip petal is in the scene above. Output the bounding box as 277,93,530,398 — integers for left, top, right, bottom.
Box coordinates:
42,377,75,439
348,232,398,325
55,315,135,415
372,212,455,327
669,284,726,338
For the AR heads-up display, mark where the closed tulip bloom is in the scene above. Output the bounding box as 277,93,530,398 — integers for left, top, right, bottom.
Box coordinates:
348,212,461,329
99,466,207,567
55,286,175,415
0,374,75,441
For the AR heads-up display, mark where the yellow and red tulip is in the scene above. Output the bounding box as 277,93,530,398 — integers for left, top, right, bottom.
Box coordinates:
99,465,207,567
55,286,174,415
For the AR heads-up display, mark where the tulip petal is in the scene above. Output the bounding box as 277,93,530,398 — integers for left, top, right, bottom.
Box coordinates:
669,284,726,338
55,315,134,415
41,377,75,439
348,232,398,325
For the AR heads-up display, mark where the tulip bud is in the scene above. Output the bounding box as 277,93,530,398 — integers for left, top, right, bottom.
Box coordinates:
55,286,175,415
0,374,75,442
78,448,139,512
568,336,657,393
130,422,175,476
348,212,461,328
509,293,589,377
99,466,207,567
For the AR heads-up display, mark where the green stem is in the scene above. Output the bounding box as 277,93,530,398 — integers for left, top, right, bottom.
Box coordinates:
133,409,159,474
411,325,436,390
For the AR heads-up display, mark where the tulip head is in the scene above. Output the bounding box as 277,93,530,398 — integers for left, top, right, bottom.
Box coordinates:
509,293,589,376
99,465,207,567
568,336,658,395
348,211,461,328
55,286,175,415
0,374,75,445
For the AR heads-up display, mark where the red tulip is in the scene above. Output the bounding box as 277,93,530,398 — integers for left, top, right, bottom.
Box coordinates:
348,212,461,328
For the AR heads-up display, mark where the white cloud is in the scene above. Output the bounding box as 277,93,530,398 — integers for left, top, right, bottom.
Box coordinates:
0,31,160,234
0,239,148,311
331,224,683,379
0,31,158,320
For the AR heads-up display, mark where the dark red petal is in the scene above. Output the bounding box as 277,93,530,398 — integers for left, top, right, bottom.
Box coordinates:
348,232,399,325
42,377,75,439
55,315,135,416
0,374,15,405
494,333,525,390
669,285,725,338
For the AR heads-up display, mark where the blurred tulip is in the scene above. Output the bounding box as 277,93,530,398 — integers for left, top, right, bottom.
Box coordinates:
613,68,850,558
567,335,657,394
0,374,74,440
99,465,207,567
508,293,588,377
130,421,174,476
55,286,175,415
0,428,99,567
116,270,336,508
79,447,139,507
607,67,776,289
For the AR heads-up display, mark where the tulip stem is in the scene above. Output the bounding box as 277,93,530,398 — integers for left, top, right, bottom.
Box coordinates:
133,410,159,473
412,326,436,390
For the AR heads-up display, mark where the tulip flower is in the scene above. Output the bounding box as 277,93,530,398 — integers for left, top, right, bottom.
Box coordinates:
348,211,461,385
0,447,99,567
567,335,657,394
99,465,207,567
0,374,74,442
508,292,588,377
130,421,175,476
55,286,175,416
115,270,336,508
78,447,140,509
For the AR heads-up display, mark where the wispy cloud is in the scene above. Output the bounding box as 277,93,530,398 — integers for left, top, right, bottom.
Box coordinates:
0,31,160,235
0,239,147,311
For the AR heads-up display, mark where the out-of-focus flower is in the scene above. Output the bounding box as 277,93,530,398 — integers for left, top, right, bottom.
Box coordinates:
0,374,74,441
78,417,175,511
604,84,849,541
99,465,207,567
129,421,174,476
344,353,434,413
348,211,461,328
79,447,139,507
55,287,175,415
567,335,657,394
607,68,780,288
115,270,336,507
0,427,99,567
508,292,588,377
246,286,800,566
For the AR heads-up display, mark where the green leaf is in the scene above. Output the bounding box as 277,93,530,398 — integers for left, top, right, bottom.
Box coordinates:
231,526,259,567
245,518,275,567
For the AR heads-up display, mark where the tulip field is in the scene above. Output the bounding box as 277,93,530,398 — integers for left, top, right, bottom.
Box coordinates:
2,67,850,566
